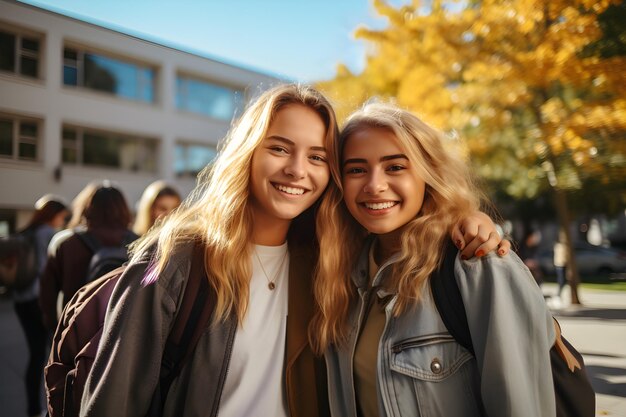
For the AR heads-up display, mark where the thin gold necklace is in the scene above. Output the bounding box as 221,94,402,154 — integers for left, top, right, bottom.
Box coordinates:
253,249,288,291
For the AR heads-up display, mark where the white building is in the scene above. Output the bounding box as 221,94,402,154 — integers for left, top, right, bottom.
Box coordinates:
0,0,280,233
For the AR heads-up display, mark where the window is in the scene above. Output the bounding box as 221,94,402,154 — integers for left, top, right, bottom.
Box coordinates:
176,75,243,120
0,115,40,161
63,47,155,103
0,27,41,78
174,142,217,177
62,125,157,172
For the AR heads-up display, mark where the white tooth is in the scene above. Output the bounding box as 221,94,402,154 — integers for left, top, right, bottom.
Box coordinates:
364,202,395,210
276,184,305,195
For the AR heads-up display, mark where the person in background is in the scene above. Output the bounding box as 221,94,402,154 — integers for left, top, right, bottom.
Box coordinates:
45,181,101,255
133,180,182,236
39,182,137,331
13,194,69,417
66,182,100,229
312,102,556,416
554,230,568,297
519,229,543,287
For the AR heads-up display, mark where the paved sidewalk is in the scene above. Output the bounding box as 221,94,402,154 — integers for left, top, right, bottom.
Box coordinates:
544,283,626,417
0,294,31,417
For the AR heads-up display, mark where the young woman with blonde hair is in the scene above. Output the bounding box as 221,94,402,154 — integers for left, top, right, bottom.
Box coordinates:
313,102,556,417
80,85,506,417
132,180,181,236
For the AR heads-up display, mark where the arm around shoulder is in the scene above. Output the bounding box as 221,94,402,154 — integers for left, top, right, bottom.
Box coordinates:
454,252,556,417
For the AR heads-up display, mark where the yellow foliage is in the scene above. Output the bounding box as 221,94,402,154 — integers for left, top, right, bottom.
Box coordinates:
319,0,626,198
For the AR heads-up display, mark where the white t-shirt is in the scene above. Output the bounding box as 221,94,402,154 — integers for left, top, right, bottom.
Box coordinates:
219,243,290,417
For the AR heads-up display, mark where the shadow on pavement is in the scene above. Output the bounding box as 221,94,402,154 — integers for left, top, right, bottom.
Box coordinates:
555,308,626,321
586,364,626,398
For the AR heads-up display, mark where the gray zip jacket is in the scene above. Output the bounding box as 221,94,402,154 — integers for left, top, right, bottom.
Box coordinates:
325,240,556,417
80,241,329,417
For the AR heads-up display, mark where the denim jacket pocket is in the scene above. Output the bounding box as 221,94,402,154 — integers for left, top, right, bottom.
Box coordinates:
390,333,473,381
386,333,483,417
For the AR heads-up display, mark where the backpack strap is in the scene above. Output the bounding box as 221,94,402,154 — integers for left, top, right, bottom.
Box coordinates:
76,230,137,251
432,247,584,365
431,244,596,417
430,242,474,355
148,243,215,415
552,318,582,372
122,230,139,246
75,230,101,254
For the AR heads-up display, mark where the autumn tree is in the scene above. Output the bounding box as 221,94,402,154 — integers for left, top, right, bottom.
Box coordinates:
319,0,626,304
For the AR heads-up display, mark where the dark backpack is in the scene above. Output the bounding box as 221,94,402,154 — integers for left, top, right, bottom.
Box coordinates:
430,243,595,417
0,228,39,290
45,244,214,417
75,230,137,283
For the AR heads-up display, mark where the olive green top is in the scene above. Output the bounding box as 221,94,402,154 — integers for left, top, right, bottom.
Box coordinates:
353,244,386,417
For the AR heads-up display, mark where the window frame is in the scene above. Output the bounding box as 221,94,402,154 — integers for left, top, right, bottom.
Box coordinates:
0,114,41,162
61,124,159,173
175,73,244,120
0,24,42,79
62,43,157,104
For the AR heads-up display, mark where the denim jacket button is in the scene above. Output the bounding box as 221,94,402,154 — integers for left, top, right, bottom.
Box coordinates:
430,358,443,374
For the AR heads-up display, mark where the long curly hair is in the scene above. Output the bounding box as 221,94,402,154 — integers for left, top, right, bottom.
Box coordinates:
131,83,340,324
311,102,486,353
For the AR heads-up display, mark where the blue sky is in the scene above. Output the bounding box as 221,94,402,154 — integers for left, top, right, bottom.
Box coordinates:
18,0,407,82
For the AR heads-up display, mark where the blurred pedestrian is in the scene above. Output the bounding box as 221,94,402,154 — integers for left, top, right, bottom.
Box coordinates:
14,194,69,417
39,182,137,331
554,230,568,297
520,229,544,287
66,181,100,229
132,180,181,236
45,181,100,255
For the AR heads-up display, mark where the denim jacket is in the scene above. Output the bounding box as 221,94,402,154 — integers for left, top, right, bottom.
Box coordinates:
325,238,556,417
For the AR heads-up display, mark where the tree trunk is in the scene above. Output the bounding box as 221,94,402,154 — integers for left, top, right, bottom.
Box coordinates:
553,189,582,304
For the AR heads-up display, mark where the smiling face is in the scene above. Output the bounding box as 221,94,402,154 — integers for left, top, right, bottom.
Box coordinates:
50,209,69,229
249,104,330,238
150,194,181,224
342,126,426,242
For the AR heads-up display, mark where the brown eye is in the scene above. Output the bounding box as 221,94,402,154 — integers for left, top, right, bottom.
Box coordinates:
344,167,365,175
269,146,288,154
310,154,327,163
387,164,405,172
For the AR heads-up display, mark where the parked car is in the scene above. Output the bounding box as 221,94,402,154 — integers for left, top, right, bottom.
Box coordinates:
537,242,626,276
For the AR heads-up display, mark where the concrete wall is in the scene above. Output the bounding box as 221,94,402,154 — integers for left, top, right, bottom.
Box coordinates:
0,0,279,227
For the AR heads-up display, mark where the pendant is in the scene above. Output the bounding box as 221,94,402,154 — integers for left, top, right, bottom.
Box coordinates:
268,282,276,290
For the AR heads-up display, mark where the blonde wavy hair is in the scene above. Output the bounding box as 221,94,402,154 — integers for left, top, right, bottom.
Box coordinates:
311,102,487,353
131,84,339,324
